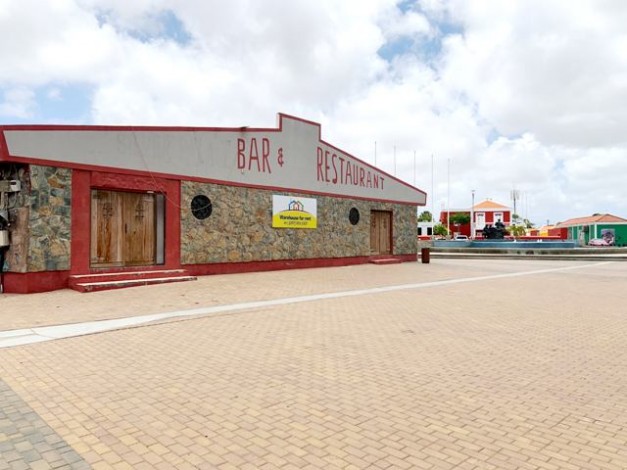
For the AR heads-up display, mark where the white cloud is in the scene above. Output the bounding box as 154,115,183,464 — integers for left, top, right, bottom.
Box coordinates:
439,0,627,147
0,87,36,118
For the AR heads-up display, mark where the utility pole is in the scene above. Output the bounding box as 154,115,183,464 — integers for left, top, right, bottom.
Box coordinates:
511,189,520,222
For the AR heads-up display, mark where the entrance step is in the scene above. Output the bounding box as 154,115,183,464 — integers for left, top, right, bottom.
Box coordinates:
69,269,197,293
369,258,402,265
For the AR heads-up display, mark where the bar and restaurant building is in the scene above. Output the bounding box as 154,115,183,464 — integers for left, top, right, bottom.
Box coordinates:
0,113,426,293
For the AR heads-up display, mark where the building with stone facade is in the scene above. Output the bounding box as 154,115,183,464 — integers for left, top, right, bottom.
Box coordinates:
0,114,426,293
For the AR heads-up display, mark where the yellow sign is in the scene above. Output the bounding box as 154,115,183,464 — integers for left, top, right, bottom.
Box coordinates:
272,195,317,229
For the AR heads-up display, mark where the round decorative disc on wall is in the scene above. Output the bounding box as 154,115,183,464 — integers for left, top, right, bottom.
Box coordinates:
191,195,212,220
349,207,360,225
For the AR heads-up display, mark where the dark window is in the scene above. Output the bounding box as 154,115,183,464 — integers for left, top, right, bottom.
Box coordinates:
191,195,212,220
349,207,360,225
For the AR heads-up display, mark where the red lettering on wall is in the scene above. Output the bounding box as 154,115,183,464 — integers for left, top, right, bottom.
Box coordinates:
237,137,273,174
315,146,387,191
262,138,271,174
317,147,324,181
237,139,246,169
338,157,345,184
248,139,259,171
324,150,331,182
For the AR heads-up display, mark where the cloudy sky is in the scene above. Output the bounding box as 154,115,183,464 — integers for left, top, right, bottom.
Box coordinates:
2,0,626,226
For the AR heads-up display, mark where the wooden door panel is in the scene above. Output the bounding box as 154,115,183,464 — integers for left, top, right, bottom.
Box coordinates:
123,193,155,265
91,190,123,265
91,190,156,267
370,213,379,253
379,212,391,254
370,211,392,255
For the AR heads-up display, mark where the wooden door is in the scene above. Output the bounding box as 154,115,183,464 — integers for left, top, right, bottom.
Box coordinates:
122,192,156,265
370,210,392,255
91,190,156,267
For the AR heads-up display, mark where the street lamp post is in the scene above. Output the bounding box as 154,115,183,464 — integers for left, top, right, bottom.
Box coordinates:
471,189,476,239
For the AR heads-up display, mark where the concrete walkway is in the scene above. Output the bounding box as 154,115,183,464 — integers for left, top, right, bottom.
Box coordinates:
1,259,627,469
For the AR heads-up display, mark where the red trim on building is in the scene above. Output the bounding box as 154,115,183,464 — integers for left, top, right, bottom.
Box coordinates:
3,254,418,294
184,254,417,277
165,179,181,268
70,170,181,275
0,131,9,161
71,170,91,273
2,271,69,294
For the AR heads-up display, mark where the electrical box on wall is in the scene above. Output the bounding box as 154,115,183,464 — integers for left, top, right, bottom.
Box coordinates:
0,180,21,192
0,230,9,247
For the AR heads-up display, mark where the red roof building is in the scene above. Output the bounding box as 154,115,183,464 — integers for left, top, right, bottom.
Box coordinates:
440,199,511,238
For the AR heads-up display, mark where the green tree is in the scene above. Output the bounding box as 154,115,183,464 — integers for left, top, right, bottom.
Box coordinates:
509,225,526,237
418,211,433,222
450,213,470,225
433,223,448,237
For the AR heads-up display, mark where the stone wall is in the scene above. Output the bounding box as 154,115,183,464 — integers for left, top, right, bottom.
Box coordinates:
4,165,72,272
28,166,72,271
180,181,417,265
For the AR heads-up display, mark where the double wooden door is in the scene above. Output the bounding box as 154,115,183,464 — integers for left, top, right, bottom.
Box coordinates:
90,190,157,267
370,210,392,255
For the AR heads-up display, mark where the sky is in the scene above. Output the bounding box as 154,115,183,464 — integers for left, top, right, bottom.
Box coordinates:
1,0,626,226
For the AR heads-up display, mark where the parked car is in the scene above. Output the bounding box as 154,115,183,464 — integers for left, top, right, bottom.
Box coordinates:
589,238,610,246
454,235,469,240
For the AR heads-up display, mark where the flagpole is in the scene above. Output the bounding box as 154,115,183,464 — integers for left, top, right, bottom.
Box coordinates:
431,154,435,240
374,141,377,166
447,158,450,238
394,145,397,176
413,150,416,186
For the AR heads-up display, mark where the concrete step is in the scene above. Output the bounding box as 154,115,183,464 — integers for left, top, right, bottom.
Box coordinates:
369,258,402,265
69,270,197,293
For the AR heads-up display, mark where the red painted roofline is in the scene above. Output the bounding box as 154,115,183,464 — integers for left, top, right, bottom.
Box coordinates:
0,131,9,161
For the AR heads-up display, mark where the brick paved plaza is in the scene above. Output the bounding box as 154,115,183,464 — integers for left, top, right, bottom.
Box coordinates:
1,259,627,469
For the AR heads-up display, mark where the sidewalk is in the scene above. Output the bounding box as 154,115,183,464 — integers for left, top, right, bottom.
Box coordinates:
1,259,627,469
0,258,547,332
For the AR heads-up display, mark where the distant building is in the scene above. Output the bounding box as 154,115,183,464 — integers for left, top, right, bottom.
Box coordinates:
555,214,627,246
417,221,434,238
528,225,568,239
440,199,511,238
